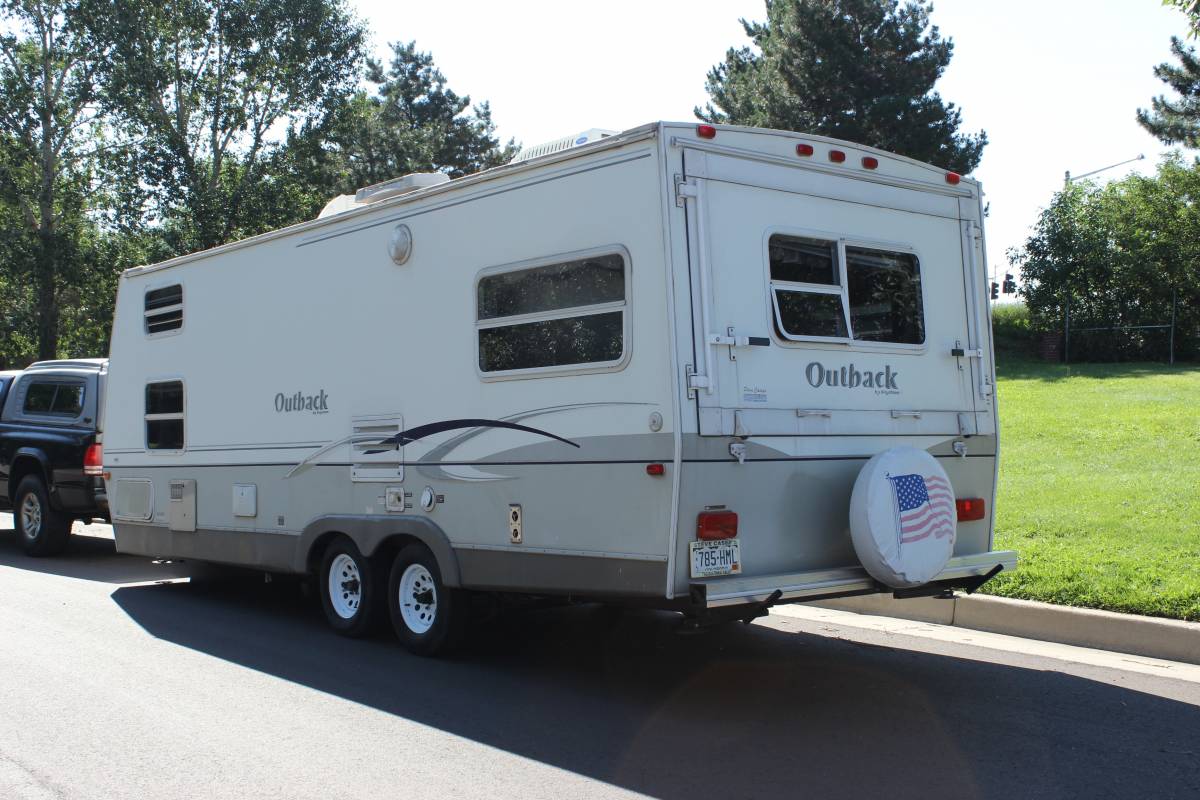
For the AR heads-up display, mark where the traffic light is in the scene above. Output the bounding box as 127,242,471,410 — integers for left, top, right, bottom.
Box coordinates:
990,281,999,300
1002,273,1017,294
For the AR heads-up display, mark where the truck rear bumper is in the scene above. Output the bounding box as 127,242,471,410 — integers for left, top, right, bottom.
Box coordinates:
694,550,1018,609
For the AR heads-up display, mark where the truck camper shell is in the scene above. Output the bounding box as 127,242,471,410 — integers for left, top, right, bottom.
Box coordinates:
104,121,1015,653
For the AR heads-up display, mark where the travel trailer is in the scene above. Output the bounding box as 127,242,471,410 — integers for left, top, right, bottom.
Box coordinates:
103,122,1015,655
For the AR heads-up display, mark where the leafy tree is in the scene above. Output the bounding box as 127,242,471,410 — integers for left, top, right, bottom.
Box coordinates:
283,41,517,213
0,0,108,359
99,0,366,252
698,0,986,173
1138,36,1200,147
1163,1,1200,36
1012,155,1200,361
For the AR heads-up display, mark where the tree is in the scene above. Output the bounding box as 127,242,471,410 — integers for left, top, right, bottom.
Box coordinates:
100,0,365,252
698,0,986,174
1138,36,1200,148
283,41,517,212
1163,1,1200,37
0,0,108,359
1012,155,1200,361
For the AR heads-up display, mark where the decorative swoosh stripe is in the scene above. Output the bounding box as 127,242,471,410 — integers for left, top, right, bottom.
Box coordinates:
363,418,580,455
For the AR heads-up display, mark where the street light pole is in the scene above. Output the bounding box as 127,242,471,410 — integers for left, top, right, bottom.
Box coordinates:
1064,154,1145,185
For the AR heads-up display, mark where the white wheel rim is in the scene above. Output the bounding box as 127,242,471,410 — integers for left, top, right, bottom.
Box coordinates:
20,494,42,540
327,553,362,620
398,563,437,635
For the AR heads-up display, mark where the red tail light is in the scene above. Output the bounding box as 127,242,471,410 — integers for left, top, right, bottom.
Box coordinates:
84,443,103,476
697,510,738,541
829,150,846,163
696,124,717,139
956,498,985,521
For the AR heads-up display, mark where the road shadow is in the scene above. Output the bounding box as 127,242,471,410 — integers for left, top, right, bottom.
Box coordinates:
110,576,1200,800
0,524,222,584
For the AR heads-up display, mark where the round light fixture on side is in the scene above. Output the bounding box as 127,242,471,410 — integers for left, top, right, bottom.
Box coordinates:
389,224,413,265
419,486,437,512
648,412,664,432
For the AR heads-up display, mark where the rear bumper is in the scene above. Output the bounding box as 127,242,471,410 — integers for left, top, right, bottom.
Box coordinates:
694,550,1018,609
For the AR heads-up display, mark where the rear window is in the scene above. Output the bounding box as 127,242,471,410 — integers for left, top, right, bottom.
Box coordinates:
769,234,924,345
22,380,85,417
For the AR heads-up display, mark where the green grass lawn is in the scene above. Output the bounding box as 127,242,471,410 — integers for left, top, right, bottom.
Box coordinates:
983,359,1200,621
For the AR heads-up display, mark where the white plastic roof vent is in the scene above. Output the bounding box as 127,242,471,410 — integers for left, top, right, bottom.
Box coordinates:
317,172,450,219
511,128,616,163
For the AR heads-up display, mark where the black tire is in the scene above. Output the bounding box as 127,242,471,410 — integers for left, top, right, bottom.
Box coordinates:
14,475,71,557
318,537,382,637
388,543,469,657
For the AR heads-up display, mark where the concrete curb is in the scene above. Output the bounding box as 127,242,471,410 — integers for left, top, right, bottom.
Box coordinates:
813,593,1200,666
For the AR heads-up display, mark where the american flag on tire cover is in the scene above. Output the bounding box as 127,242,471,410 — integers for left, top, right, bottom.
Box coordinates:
887,473,955,545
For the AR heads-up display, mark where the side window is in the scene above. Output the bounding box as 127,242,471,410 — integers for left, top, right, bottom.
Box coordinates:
23,382,57,414
768,234,924,345
146,381,185,450
145,285,183,334
477,252,627,374
22,381,84,417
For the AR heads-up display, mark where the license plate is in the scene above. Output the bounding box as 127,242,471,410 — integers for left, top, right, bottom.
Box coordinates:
690,539,742,578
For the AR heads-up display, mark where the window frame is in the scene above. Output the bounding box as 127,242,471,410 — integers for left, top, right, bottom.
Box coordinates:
20,379,87,421
144,378,187,454
474,245,633,381
144,282,185,338
763,228,929,353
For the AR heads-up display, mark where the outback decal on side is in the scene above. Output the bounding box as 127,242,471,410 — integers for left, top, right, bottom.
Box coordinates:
805,363,900,395
275,390,329,414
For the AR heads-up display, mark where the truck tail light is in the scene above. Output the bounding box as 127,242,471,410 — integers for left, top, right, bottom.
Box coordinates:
697,510,738,541
84,443,103,476
956,498,985,521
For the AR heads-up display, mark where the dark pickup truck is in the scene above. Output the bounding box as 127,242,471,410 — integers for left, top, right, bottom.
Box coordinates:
0,359,109,556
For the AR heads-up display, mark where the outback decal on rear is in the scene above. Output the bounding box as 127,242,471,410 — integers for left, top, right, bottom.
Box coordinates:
805,362,900,395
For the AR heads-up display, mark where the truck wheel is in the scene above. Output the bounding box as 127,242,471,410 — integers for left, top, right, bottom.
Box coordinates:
318,537,381,638
388,543,469,657
14,475,71,557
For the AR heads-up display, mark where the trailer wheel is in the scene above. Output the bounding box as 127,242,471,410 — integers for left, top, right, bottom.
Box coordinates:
318,537,381,637
388,543,468,657
14,475,71,557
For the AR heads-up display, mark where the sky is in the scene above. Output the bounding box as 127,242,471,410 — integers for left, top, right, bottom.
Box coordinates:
352,0,1192,284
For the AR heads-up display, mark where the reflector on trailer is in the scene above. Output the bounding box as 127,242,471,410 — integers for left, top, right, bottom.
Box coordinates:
696,124,717,139
697,510,738,541
645,463,665,476
956,498,986,521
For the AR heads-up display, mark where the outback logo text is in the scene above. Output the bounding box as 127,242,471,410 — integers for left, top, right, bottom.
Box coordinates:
275,390,329,414
805,362,899,394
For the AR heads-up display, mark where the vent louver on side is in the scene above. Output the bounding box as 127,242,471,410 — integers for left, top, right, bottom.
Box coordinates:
145,285,183,334
351,414,404,482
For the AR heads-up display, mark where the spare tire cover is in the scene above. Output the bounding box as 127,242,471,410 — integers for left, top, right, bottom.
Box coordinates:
849,446,957,588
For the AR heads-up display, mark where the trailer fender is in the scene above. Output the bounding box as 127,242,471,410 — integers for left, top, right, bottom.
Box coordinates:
296,515,462,587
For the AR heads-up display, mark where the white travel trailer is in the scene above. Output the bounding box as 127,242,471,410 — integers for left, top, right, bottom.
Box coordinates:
104,122,1015,655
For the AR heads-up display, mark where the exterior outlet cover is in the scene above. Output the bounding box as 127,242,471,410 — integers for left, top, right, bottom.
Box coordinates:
509,504,523,543
385,487,406,512
232,484,257,518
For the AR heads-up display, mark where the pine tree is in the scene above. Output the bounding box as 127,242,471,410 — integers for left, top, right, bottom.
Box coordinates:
698,0,986,174
1138,36,1200,147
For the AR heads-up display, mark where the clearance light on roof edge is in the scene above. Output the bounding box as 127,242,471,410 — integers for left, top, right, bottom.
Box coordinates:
946,171,962,185
796,143,814,157
862,156,879,170
697,124,717,139
829,150,846,163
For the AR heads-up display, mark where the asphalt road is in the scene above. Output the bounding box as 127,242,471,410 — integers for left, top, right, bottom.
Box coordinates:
1,519,1198,800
